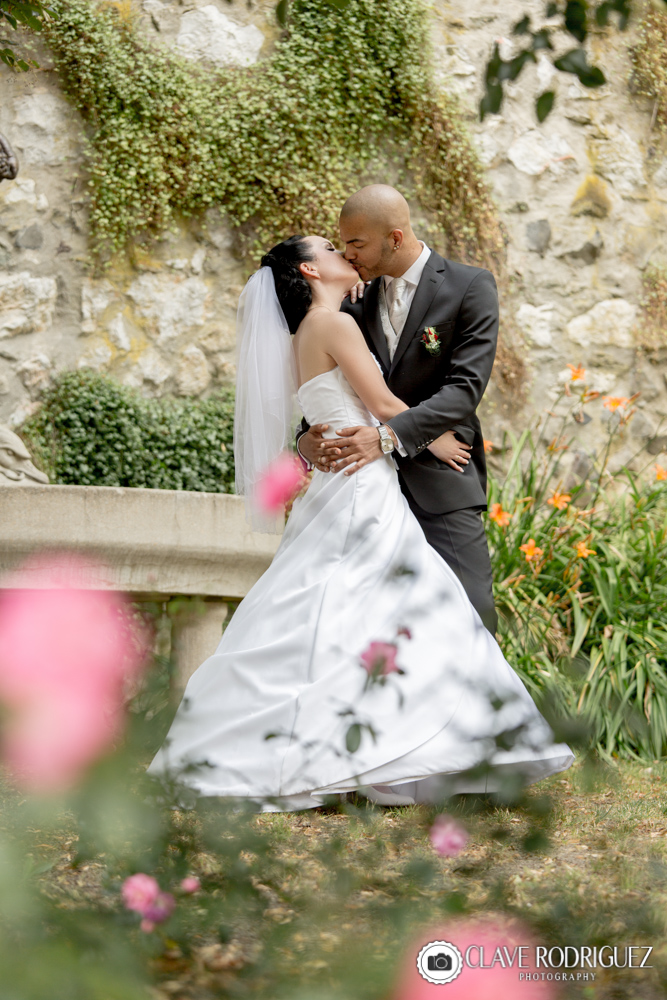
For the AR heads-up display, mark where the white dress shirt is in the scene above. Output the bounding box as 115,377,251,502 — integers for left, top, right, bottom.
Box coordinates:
383,240,432,357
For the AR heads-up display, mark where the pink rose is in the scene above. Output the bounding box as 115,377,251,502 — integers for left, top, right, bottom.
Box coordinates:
0,553,149,792
180,876,201,893
429,815,468,857
360,641,400,677
254,452,305,515
122,873,161,915
142,891,175,924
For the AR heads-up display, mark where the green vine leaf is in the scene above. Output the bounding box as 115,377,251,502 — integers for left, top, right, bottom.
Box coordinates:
536,89,555,122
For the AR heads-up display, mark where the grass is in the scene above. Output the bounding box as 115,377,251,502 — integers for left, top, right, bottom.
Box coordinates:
5,756,667,999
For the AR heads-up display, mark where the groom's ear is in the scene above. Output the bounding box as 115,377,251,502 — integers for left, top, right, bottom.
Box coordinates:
390,228,404,249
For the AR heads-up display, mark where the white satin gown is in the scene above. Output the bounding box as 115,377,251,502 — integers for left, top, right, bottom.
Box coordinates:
146,366,575,810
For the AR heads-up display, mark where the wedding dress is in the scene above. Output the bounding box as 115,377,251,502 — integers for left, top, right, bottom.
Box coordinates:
146,366,575,810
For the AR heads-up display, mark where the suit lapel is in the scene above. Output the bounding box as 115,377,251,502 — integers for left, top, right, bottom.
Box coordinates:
389,252,446,375
363,278,390,372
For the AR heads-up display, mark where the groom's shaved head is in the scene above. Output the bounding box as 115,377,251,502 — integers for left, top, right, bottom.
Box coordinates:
339,184,421,281
340,184,412,232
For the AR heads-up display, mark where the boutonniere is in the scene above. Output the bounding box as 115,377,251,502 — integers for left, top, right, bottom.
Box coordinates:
421,326,441,356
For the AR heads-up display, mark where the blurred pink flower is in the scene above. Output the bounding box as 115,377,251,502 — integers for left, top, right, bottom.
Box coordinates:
143,891,175,924
122,874,175,929
122,873,161,914
392,917,556,1000
180,876,201,893
429,815,468,857
254,452,305,514
0,552,149,792
360,641,400,677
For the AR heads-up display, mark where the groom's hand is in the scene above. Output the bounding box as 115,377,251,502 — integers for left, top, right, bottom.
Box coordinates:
333,425,384,475
298,424,342,472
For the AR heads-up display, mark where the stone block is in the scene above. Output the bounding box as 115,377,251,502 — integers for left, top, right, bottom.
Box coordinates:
175,345,211,396
14,223,43,250
175,5,264,67
526,219,551,255
567,298,636,350
0,271,57,339
570,175,612,218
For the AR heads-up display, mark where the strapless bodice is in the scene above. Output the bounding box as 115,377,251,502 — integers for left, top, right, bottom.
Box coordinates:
296,366,379,438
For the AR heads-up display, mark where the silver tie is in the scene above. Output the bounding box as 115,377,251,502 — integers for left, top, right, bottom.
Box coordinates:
386,277,408,360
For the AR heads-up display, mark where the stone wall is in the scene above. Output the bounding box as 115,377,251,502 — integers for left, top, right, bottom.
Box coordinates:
1,0,666,473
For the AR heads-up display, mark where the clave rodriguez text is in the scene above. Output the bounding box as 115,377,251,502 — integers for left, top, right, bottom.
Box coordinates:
464,945,652,972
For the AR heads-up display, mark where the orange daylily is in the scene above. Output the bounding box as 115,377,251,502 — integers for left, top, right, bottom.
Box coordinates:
547,437,568,453
489,503,511,527
602,395,630,412
582,390,600,403
547,489,571,511
483,439,494,454
567,363,586,382
519,538,544,562
656,464,667,482
575,540,596,559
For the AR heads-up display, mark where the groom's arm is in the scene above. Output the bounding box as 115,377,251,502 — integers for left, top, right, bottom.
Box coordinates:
385,271,498,457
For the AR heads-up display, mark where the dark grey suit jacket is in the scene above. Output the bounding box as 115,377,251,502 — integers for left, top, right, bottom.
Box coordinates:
298,249,499,516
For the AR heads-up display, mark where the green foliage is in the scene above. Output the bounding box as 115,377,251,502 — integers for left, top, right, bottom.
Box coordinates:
487,392,667,762
481,0,632,123
20,370,235,493
0,0,50,69
44,0,503,268
633,7,667,135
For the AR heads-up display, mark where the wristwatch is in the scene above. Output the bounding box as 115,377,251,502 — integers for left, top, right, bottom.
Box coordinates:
378,424,395,454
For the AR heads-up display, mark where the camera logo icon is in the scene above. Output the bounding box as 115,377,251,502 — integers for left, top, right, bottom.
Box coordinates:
416,940,463,985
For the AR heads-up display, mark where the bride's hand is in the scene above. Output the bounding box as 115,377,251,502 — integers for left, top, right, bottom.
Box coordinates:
427,431,472,472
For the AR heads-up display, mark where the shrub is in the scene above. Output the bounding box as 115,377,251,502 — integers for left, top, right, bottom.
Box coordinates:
20,370,235,493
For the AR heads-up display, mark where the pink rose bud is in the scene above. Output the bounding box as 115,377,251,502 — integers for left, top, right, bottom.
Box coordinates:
429,815,468,857
180,876,201,893
360,641,400,676
254,452,305,515
140,919,156,933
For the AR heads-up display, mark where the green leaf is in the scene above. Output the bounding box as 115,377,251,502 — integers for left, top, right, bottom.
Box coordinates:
536,89,555,121
480,82,503,120
345,723,362,754
276,0,289,26
554,47,605,87
513,15,531,34
563,0,588,43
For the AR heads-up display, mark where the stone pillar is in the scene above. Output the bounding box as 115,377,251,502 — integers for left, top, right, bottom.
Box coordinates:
170,597,229,698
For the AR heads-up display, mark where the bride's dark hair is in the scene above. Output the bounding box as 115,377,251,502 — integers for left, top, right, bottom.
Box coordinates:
261,235,315,335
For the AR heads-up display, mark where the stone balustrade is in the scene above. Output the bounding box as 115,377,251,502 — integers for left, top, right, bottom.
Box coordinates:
0,484,282,694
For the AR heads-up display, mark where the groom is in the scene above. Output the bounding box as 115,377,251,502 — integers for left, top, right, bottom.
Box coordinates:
297,185,499,635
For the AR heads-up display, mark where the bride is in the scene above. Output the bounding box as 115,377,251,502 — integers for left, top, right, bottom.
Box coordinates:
146,234,575,811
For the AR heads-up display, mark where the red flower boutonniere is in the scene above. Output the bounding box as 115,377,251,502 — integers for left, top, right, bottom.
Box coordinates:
421,326,441,356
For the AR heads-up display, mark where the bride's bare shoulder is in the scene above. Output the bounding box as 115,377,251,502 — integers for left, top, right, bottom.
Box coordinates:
298,308,360,343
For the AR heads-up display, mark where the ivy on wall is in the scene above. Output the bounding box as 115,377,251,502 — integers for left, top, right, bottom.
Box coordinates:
633,7,667,131
46,0,504,268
